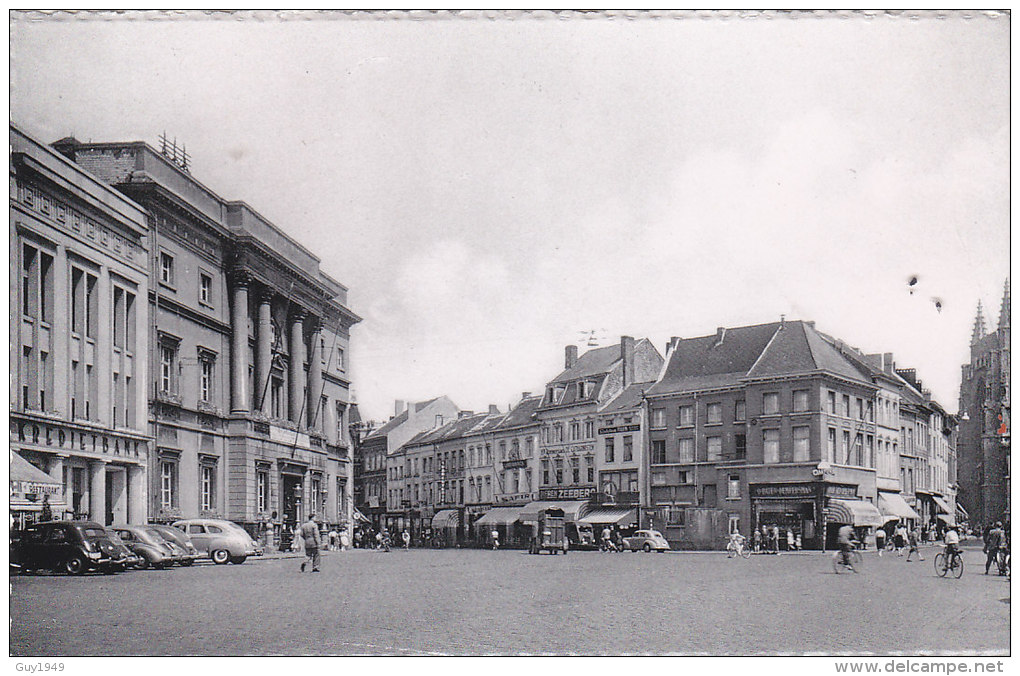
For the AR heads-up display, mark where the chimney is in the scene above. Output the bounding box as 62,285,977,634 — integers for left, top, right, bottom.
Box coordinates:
805,320,815,329
621,336,635,387
394,400,406,417
565,345,578,369
521,392,532,400
882,353,895,375
714,327,727,347
488,404,500,415
780,314,786,328
458,410,474,419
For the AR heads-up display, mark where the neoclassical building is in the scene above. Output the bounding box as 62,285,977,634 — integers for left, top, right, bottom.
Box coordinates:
52,135,359,538
10,124,151,527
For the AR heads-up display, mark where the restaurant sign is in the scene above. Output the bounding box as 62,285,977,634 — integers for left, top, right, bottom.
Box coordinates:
10,481,61,496
539,486,597,500
597,424,641,435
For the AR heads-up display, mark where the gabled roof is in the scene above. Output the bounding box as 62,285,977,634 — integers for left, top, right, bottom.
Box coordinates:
493,396,543,430
404,412,491,448
647,320,871,396
551,341,643,383
362,397,441,440
600,382,654,414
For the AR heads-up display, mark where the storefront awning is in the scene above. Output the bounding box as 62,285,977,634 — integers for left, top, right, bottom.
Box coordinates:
519,501,589,524
10,452,62,495
931,495,952,515
431,509,459,530
956,503,970,521
937,513,957,526
578,508,637,527
474,507,525,527
826,499,884,527
878,492,921,521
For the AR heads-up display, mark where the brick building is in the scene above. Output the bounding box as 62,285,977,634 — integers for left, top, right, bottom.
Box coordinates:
10,124,151,528
52,135,359,540
958,284,1011,528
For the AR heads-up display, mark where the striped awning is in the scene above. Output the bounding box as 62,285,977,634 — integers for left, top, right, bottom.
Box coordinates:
473,507,525,527
431,509,459,530
826,499,884,527
878,492,921,521
931,495,952,515
578,508,637,527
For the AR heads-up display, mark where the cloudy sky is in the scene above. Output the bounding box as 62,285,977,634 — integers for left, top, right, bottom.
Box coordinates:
11,11,1009,421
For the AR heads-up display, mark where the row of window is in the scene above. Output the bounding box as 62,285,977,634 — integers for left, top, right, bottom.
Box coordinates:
539,456,596,486
545,380,597,404
541,420,597,444
651,471,742,500
159,461,218,512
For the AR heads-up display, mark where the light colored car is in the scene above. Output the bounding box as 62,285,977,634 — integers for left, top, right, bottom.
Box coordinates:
112,525,178,569
148,524,200,566
622,529,671,553
172,518,263,565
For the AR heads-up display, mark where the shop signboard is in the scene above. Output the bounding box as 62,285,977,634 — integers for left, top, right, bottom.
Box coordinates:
11,481,61,496
539,486,597,500
823,484,857,498
502,459,528,470
751,483,815,499
597,424,641,435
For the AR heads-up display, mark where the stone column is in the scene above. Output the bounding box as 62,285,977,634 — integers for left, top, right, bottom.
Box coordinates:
230,275,250,413
127,464,146,524
89,460,107,525
307,321,323,430
255,290,273,414
288,311,306,426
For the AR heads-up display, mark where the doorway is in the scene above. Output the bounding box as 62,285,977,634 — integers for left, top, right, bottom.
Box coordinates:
281,473,304,533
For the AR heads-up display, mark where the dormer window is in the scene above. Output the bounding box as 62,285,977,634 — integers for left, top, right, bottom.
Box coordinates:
578,381,590,399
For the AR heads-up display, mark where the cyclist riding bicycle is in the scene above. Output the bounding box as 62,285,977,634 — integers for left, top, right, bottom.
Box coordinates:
727,531,746,558
837,524,855,569
943,525,961,563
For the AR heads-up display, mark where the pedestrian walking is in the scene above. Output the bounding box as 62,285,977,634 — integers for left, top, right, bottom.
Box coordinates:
786,528,795,552
328,527,338,551
795,533,802,551
752,529,761,553
291,525,303,553
984,522,1005,575
299,513,322,573
340,528,351,551
772,525,781,555
875,528,886,556
905,527,924,562
894,524,907,556
402,529,411,550
491,528,500,550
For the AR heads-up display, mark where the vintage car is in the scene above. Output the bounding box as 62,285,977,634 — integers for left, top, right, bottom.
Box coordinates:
111,525,180,569
172,518,263,564
104,529,144,571
148,524,200,565
622,529,671,553
11,521,133,575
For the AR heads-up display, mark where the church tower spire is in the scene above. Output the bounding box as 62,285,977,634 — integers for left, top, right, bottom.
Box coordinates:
971,300,987,345
997,278,1010,330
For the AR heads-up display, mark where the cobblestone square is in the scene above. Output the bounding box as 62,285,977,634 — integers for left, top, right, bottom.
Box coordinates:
9,544,1009,656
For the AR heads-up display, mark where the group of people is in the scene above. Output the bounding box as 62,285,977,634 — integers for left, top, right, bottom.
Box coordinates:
599,526,624,552
751,525,801,554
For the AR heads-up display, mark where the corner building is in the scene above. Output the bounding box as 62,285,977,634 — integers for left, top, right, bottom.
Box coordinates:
10,125,150,526
54,137,360,538
644,320,885,550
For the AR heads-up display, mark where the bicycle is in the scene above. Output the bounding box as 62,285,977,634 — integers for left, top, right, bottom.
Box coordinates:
934,548,963,578
726,539,752,559
832,547,863,574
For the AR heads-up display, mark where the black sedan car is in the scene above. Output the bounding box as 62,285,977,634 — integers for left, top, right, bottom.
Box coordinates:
11,521,132,575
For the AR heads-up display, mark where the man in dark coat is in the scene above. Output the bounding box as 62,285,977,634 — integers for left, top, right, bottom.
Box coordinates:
984,522,1005,575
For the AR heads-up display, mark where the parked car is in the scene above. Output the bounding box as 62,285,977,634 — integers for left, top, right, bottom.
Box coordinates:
622,529,671,553
111,525,179,569
171,518,264,564
11,521,132,575
148,524,199,566
104,530,144,571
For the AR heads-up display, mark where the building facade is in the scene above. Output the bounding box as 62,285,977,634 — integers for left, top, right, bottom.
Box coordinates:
537,337,663,513
644,321,884,550
53,136,359,539
355,397,460,532
10,125,151,527
958,286,1011,528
